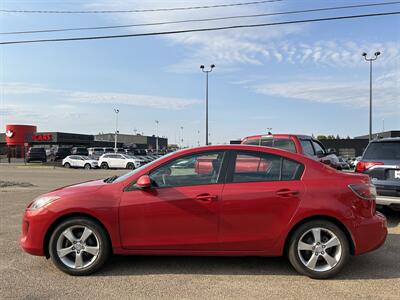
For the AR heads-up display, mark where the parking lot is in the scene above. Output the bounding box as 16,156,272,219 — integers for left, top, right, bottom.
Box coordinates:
0,164,399,299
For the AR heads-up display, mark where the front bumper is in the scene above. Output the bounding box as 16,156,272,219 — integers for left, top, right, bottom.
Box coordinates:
353,212,387,255
20,208,54,256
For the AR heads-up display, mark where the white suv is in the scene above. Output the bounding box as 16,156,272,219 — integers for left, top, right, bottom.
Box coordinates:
62,155,98,169
99,153,142,169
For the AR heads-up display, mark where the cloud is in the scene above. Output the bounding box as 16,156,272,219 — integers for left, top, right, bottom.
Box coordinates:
0,82,200,110
67,91,201,109
254,70,400,114
89,0,304,72
89,1,400,72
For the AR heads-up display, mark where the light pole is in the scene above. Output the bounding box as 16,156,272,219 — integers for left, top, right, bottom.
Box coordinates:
114,108,119,152
155,120,159,153
197,130,200,147
180,126,184,149
362,51,381,141
200,64,215,145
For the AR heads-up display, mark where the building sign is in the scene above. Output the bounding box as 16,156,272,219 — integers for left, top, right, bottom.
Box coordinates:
6,130,14,138
32,134,52,141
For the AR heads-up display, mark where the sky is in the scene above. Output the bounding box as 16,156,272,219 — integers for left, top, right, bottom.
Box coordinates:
0,0,399,146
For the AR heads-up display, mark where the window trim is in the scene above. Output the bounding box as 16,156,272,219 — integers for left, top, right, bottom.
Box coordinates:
225,150,304,184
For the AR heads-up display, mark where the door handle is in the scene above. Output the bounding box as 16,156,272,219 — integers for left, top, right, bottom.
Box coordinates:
276,189,299,197
195,194,218,202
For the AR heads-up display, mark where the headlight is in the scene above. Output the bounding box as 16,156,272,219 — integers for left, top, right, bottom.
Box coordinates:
29,195,60,211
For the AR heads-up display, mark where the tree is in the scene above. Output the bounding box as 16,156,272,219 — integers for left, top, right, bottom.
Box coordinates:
317,135,327,140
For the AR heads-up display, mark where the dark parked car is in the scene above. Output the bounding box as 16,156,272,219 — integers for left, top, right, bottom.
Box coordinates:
55,147,71,161
71,147,89,156
355,138,400,210
26,147,47,163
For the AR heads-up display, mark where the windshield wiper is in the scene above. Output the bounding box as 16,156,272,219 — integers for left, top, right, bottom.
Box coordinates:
103,175,118,183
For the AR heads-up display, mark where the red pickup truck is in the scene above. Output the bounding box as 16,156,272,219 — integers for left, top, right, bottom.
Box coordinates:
241,134,341,169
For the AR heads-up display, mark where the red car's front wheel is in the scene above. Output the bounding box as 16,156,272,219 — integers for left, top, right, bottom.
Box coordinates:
48,217,110,276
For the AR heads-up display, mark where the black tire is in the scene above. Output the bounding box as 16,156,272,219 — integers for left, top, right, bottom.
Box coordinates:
287,220,350,279
48,217,110,276
100,162,109,169
126,163,135,170
64,162,71,168
84,163,91,170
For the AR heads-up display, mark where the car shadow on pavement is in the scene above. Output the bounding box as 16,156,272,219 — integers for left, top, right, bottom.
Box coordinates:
94,232,400,280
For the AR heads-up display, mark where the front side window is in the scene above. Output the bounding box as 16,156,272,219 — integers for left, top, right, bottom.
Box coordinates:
232,151,303,183
312,140,325,155
300,140,315,156
149,151,225,188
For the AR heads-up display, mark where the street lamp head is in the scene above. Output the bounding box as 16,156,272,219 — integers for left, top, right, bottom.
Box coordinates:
210,64,215,69
362,52,367,57
200,65,205,69
375,51,381,57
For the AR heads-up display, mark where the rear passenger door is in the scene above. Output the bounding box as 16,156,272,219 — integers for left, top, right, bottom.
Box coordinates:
219,150,304,251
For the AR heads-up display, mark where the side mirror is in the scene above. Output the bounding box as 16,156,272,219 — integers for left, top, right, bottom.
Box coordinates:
327,148,336,154
136,175,151,189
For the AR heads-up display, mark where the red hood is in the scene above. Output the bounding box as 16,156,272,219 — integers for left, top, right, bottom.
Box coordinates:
49,179,106,196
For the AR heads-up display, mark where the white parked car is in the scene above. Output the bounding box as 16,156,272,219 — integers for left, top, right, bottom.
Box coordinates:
62,155,98,169
98,153,142,169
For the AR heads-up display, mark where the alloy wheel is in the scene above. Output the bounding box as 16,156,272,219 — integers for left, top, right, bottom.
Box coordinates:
297,227,342,272
56,225,100,269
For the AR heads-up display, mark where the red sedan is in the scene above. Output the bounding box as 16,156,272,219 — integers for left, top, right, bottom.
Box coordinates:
20,145,387,278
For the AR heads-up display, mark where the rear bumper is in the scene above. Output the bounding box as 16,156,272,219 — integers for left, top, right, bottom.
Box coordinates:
376,195,400,205
353,212,387,255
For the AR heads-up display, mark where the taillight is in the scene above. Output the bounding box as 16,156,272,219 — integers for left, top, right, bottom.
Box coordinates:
355,161,384,173
348,183,377,200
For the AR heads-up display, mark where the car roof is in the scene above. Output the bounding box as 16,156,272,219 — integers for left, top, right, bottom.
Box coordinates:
242,134,312,141
370,137,400,142
174,144,309,162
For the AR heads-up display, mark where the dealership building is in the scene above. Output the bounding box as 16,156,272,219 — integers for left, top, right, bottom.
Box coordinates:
0,124,168,158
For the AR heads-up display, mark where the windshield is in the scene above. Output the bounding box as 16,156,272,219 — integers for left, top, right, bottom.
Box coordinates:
363,141,400,160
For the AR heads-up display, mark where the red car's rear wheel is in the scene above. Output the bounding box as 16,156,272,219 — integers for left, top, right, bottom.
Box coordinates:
288,220,350,279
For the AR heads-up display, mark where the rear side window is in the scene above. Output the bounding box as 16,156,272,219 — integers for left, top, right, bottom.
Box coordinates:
231,151,303,183
242,138,260,145
261,138,296,153
363,142,400,160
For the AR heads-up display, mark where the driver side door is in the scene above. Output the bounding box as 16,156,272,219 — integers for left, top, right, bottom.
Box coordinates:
119,151,227,250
